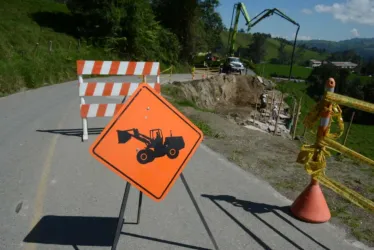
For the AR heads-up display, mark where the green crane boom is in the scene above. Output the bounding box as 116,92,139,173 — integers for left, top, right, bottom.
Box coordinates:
227,3,301,80
248,8,300,80
227,2,251,57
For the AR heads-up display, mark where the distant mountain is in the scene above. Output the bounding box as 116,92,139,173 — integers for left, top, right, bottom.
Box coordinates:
297,38,374,59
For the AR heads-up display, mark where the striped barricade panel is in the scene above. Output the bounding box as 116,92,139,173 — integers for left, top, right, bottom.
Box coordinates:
80,104,123,118
79,82,161,97
77,60,160,76
79,82,161,118
77,60,161,141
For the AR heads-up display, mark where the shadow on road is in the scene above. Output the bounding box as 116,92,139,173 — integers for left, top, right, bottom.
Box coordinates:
201,194,330,250
36,128,103,137
121,232,211,250
24,215,211,249
24,215,116,248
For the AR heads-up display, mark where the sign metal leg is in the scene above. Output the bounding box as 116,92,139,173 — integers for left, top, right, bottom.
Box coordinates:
136,191,143,224
111,175,219,250
111,182,131,250
180,173,220,250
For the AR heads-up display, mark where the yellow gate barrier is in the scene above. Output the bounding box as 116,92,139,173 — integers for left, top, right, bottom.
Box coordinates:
291,77,374,223
192,67,220,79
137,65,173,82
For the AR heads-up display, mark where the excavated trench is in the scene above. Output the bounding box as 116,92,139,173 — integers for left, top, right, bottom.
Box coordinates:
167,74,292,136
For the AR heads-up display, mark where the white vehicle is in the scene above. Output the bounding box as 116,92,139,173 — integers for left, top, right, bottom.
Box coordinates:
221,57,245,74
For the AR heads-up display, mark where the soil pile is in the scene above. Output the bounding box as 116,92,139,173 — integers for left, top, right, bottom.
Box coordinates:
169,74,265,110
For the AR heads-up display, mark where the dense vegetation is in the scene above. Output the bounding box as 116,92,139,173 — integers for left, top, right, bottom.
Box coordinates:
1,0,374,126
0,0,348,96
0,0,225,95
306,64,374,125
0,0,114,96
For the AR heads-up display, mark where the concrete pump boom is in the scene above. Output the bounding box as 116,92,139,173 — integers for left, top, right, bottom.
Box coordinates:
227,3,300,80
247,8,300,80
228,2,251,57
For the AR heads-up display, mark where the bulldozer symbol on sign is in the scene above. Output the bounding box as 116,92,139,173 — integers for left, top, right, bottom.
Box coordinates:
117,128,185,164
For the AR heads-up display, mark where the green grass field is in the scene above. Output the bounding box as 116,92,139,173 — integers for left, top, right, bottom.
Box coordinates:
276,81,374,159
258,63,312,79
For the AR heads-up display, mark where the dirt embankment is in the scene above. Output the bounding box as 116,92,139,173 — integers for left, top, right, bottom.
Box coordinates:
168,74,291,136
170,74,266,109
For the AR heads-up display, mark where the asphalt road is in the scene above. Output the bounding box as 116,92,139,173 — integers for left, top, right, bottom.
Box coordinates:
0,73,370,250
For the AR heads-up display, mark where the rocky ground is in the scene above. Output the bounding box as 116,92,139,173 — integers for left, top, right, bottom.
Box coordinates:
162,74,374,247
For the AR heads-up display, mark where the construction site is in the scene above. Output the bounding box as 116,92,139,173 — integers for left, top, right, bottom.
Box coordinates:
165,73,295,138
162,72,374,248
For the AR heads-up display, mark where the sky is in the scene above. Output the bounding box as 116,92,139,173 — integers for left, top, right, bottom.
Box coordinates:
216,0,374,41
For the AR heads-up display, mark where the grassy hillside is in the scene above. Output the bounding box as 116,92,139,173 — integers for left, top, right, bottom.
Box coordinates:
0,0,190,97
0,0,117,96
298,38,374,59
220,31,329,63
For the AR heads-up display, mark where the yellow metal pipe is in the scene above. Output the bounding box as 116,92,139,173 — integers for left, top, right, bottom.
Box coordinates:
325,92,374,114
323,137,374,167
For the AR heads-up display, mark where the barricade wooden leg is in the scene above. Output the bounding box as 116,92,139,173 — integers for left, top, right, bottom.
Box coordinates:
82,118,88,141
80,96,88,141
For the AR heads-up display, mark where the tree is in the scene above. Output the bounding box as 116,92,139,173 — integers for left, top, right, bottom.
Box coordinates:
247,33,267,63
294,46,306,64
306,63,339,100
151,0,200,60
198,0,224,51
361,57,374,75
344,78,374,125
337,68,350,94
278,40,289,64
328,49,361,64
66,0,181,64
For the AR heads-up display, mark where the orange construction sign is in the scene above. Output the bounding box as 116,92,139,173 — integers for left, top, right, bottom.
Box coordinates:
89,83,203,201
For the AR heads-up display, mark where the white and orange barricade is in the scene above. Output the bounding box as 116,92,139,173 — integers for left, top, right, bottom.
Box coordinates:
77,60,161,141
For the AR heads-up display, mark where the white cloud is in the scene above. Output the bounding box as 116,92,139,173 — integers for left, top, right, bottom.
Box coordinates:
272,34,289,39
301,8,313,14
272,33,313,40
291,32,312,40
351,28,360,36
315,0,374,25
298,35,312,40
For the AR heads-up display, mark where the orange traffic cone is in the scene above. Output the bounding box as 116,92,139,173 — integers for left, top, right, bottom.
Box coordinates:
290,178,331,223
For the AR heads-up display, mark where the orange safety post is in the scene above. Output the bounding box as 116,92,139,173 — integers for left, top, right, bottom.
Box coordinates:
290,77,336,223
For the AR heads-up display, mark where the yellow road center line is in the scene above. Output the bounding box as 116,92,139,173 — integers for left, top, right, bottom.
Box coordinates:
25,100,76,250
